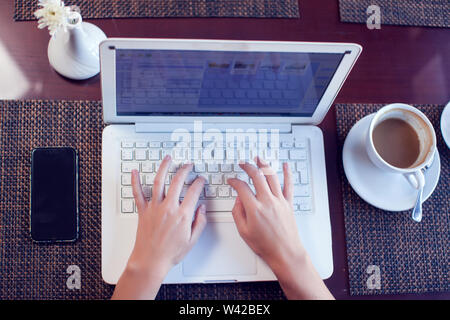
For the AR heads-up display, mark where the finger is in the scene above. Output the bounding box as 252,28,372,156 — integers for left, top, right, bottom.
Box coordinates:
227,178,258,213
282,162,294,204
152,155,171,203
180,175,207,216
239,162,272,198
131,169,146,214
255,156,283,197
189,204,207,246
166,163,193,203
231,196,248,236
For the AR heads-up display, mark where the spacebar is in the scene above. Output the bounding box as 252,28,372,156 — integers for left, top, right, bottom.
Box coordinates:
197,199,235,212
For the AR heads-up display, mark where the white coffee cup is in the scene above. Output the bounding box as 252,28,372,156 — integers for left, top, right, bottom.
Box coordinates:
366,103,436,191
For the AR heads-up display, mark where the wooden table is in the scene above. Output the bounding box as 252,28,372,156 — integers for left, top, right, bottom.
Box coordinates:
1,0,448,299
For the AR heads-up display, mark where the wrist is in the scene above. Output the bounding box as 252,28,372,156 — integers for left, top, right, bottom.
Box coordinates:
126,251,172,282
269,246,311,280
269,249,333,300
113,254,170,300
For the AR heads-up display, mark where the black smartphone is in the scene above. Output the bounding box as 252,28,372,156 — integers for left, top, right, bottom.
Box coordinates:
30,147,79,243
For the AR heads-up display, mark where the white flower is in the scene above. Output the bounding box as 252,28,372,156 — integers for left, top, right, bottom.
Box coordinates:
34,0,72,36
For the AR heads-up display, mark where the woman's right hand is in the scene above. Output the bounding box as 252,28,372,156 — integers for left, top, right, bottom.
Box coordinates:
227,158,305,273
227,157,334,300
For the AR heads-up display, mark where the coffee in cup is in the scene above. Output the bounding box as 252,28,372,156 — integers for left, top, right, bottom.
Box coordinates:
372,117,420,168
366,103,436,190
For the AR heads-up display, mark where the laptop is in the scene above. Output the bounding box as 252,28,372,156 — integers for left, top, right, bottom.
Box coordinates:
101,39,362,284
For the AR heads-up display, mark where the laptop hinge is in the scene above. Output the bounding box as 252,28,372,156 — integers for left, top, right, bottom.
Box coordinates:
135,122,292,133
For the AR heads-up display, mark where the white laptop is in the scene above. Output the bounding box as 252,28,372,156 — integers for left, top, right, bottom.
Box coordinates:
101,39,361,284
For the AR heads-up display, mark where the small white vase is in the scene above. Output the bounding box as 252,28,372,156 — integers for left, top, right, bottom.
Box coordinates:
47,12,107,80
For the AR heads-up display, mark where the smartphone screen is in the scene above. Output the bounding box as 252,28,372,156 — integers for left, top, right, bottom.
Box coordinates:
30,147,78,242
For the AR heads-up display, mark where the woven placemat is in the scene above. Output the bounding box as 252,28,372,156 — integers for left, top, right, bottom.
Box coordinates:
336,104,449,296
0,99,285,300
339,0,450,28
14,0,300,21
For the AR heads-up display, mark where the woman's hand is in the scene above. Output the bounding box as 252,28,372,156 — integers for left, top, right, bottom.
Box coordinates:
227,157,334,300
112,155,207,299
227,158,304,273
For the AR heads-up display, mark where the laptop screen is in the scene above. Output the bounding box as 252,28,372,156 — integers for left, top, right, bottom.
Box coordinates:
115,49,345,117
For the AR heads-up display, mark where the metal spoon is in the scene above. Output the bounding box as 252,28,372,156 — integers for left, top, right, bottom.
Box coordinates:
411,163,432,222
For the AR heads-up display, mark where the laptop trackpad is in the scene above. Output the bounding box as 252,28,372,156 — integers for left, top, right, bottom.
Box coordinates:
182,222,257,277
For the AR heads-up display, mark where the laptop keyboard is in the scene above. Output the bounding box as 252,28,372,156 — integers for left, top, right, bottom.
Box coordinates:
119,136,313,216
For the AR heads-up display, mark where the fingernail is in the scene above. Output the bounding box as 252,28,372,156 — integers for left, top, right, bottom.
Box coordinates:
259,157,268,166
199,204,206,214
164,155,171,161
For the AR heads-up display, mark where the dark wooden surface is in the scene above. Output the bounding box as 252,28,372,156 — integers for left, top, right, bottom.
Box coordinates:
0,0,448,299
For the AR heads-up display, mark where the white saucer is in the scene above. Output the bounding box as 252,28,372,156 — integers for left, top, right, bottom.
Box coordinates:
441,101,450,148
343,114,441,212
